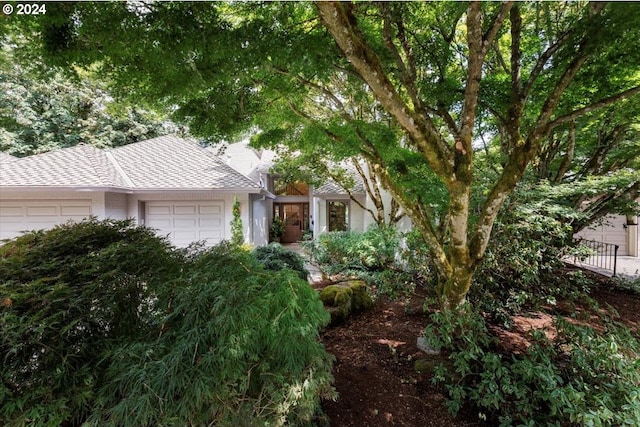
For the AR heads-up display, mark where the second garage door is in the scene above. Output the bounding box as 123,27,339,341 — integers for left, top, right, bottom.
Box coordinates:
576,214,629,256
145,201,225,247
0,200,93,241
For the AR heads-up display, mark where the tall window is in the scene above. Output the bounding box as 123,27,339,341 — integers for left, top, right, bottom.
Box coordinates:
273,179,309,196
327,200,349,232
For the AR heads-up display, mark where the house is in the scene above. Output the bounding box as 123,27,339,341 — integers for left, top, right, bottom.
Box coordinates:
576,210,639,257
0,135,394,247
217,140,410,243
0,135,274,247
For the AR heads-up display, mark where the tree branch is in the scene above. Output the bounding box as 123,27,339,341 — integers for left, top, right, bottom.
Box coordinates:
315,1,454,181
546,86,640,131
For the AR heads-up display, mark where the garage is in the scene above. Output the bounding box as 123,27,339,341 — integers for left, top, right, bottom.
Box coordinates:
145,201,225,247
0,200,93,241
577,214,629,255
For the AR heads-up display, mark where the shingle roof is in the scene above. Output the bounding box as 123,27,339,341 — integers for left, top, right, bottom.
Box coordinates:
109,135,259,190
313,163,366,195
0,135,260,191
0,145,128,187
211,140,278,183
0,152,16,163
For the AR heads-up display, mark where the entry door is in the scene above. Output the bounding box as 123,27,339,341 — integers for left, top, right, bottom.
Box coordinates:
281,204,303,243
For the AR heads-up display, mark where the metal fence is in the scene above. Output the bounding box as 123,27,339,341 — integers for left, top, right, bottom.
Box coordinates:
573,239,619,277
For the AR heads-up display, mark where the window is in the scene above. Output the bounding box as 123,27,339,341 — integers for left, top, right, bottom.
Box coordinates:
273,179,309,196
327,200,349,232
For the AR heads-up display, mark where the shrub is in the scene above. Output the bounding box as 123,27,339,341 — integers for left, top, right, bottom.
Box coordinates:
305,226,413,298
0,218,181,426
307,226,399,274
471,194,583,325
425,304,640,426
88,243,335,426
1,222,335,427
253,243,309,281
230,196,244,246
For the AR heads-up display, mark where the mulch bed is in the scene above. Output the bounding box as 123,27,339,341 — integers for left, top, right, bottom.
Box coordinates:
317,272,640,427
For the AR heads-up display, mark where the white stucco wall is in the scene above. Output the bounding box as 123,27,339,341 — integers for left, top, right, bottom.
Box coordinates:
104,192,129,219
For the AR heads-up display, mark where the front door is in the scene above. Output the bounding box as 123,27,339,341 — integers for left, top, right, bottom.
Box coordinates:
275,203,309,243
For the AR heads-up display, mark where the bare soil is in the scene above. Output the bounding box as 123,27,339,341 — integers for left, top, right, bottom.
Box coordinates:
317,270,640,427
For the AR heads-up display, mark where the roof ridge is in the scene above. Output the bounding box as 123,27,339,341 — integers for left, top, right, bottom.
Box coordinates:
105,151,135,188
206,144,262,181
80,145,115,187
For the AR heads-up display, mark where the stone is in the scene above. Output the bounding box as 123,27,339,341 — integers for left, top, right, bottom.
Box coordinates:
416,336,441,355
319,280,373,326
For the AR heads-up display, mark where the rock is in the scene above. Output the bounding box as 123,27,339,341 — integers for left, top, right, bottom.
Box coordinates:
416,336,441,355
319,280,373,326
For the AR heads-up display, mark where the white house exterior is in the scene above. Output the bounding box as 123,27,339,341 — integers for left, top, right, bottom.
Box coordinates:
576,211,639,257
0,135,391,248
0,136,272,247
2,135,632,254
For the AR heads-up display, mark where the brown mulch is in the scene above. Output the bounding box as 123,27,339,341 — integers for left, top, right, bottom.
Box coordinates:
317,273,640,427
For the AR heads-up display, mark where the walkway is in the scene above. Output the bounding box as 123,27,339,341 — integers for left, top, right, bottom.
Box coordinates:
283,243,324,283
568,256,640,280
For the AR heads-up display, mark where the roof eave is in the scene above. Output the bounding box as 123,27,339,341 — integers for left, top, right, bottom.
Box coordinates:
0,185,133,193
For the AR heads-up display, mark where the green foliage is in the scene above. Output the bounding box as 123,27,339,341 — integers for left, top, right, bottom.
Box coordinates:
614,276,640,296
471,184,586,325
230,196,244,246
306,226,414,299
0,44,178,156
253,243,309,281
7,1,640,305
0,222,335,426
425,305,640,426
307,226,399,273
0,218,181,426
88,243,334,427
270,216,285,240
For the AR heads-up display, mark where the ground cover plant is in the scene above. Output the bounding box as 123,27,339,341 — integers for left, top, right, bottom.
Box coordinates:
424,303,640,427
0,220,334,427
253,243,309,281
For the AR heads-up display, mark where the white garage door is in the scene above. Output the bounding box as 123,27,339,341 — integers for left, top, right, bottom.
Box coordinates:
145,201,225,247
576,214,629,256
0,200,93,241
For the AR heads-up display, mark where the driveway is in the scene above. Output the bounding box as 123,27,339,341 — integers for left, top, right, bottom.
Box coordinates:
615,256,640,279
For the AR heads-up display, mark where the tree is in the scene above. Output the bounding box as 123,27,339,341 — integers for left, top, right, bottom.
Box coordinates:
270,149,405,227
11,1,639,307
0,39,179,156
230,196,243,246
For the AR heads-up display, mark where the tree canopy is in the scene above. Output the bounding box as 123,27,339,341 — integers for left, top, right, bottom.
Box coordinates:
0,36,179,156
5,1,639,307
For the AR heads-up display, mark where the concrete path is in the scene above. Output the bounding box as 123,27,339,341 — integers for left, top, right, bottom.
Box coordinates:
567,256,640,280
283,243,324,283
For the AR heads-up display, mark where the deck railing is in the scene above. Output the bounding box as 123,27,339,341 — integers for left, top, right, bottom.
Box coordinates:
573,239,619,277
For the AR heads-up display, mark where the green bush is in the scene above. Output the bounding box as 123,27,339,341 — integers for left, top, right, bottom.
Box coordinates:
253,243,309,281
305,226,412,298
89,243,335,426
471,195,583,325
306,226,399,273
0,218,182,426
1,221,335,427
425,304,640,426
